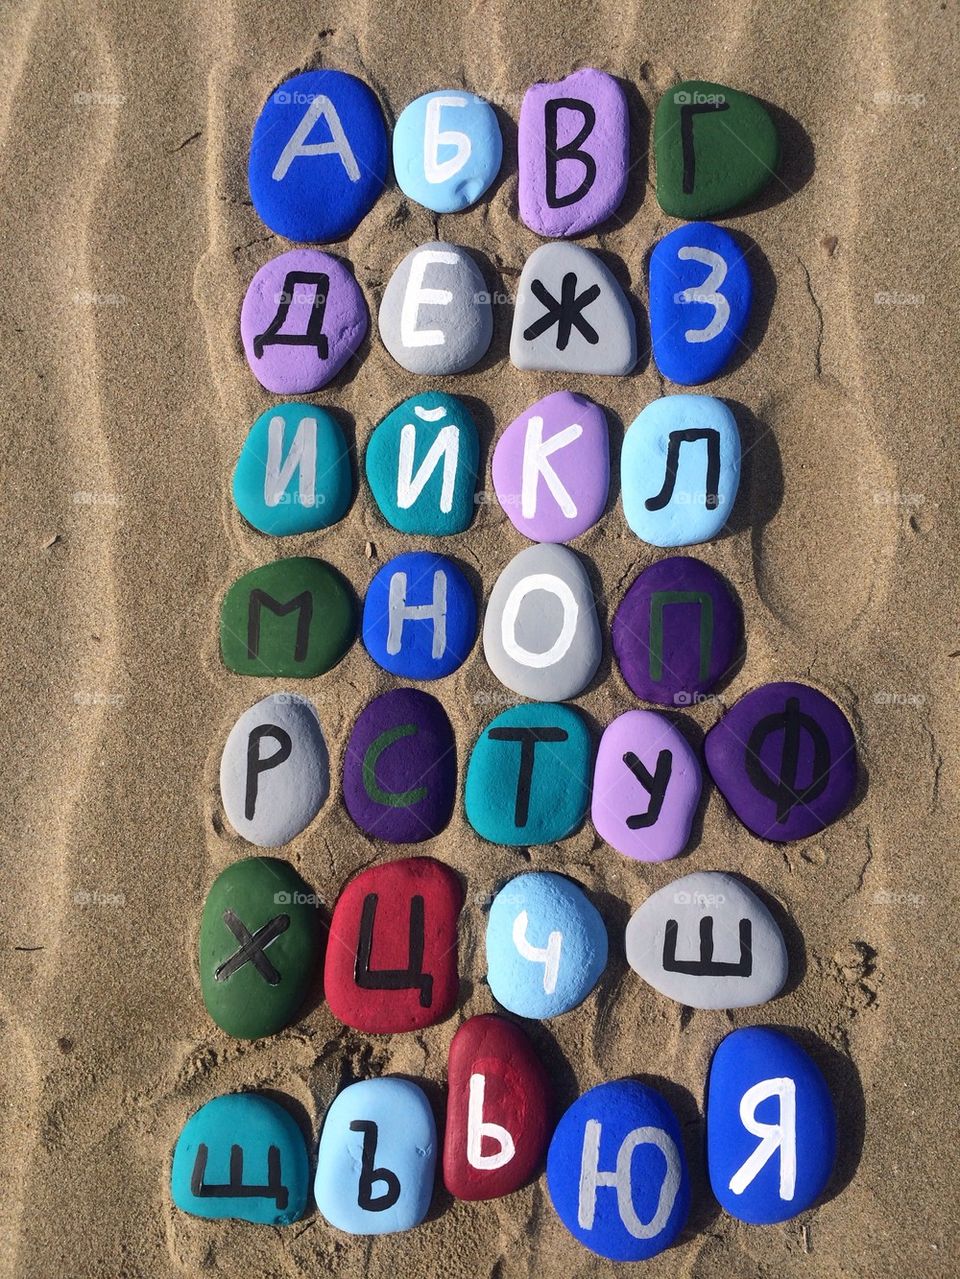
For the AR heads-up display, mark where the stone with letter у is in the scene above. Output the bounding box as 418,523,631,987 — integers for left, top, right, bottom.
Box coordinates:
518,68,629,237
546,1079,690,1261
248,68,388,242
393,89,502,213
361,550,476,680
171,1092,310,1225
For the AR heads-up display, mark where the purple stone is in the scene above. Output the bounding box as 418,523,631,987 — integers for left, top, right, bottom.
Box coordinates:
491,391,609,543
240,248,368,394
518,69,629,238
612,556,742,708
343,689,456,843
704,682,858,842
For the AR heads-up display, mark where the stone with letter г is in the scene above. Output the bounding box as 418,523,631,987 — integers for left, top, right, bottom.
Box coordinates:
199,856,320,1039
324,856,462,1033
485,871,607,1018
314,1078,436,1234
704,681,857,841
621,394,741,546
361,550,476,680
232,402,352,536
546,1079,690,1261
707,1026,836,1223
240,248,368,394
171,1092,309,1225
219,692,329,848
393,89,502,213
444,1013,551,1201
248,68,388,242
625,870,788,1009
341,688,456,843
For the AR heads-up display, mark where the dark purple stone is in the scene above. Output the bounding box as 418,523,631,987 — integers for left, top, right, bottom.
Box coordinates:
704,681,858,841
612,556,742,707
343,689,456,843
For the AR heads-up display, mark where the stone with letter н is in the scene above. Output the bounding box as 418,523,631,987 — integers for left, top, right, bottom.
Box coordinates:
361,550,476,680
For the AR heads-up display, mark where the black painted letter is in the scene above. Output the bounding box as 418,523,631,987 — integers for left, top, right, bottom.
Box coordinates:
545,98,597,209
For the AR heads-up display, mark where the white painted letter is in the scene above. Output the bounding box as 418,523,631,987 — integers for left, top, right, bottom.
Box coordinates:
512,910,562,994
676,246,729,343
424,95,472,184
264,414,317,508
272,95,360,182
397,422,460,513
501,574,578,669
400,250,458,348
521,414,582,520
387,569,448,659
578,1121,682,1239
467,1073,515,1171
729,1077,796,1200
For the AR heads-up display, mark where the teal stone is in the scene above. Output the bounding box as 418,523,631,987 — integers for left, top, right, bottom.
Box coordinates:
465,703,591,846
365,391,479,536
232,402,352,536
171,1092,309,1225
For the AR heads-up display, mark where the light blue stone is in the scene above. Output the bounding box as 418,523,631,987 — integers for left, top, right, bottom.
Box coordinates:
707,1027,836,1224
170,1092,309,1225
485,871,607,1018
232,402,352,536
362,550,476,680
393,90,502,214
314,1078,436,1234
621,395,741,546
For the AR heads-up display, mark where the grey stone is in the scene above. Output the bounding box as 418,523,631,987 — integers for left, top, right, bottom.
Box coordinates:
482,543,601,701
378,241,493,374
625,871,788,1009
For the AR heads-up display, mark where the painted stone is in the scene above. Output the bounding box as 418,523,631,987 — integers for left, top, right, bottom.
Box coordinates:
324,856,462,1032
314,1078,436,1234
546,1080,690,1261
621,395,741,546
655,80,779,219
199,857,320,1039
485,872,607,1018
378,241,493,375
591,710,702,862
393,90,502,213
464,703,591,846
510,242,636,374
240,248,368,394
482,543,601,702
220,556,353,678
707,1027,836,1224
624,871,788,1009
342,689,457,843
443,1014,551,1201
232,402,352,536
171,1093,309,1225
492,391,609,543
612,556,742,707
704,682,858,841
219,693,329,847
361,551,476,680
248,68,388,242
649,222,752,385
365,391,479,536
518,68,629,238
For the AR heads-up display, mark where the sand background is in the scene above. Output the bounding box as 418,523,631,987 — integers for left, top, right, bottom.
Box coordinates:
0,0,957,1275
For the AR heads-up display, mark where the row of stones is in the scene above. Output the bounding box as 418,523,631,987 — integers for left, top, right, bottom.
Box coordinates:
173,1023,834,1258
242,230,752,390
234,391,741,544
248,69,780,239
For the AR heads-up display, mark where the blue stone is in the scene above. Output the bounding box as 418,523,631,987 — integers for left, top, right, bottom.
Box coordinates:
232,402,352,535
314,1078,436,1234
362,551,476,680
546,1080,690,1261
485,872,607,1018
649,222,752,386
248,69,388,243
464,703,591,846
707,1027,836,1224
393,90,503,213
170,1092,309,1225
621,395,741,546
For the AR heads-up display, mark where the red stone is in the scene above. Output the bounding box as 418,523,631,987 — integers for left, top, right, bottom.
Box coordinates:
443,1014,551,1200
324,856,462,1033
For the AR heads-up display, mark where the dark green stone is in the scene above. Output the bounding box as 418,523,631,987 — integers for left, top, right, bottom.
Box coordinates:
199,857,320,1039
220,555,354,677
654,80,779,218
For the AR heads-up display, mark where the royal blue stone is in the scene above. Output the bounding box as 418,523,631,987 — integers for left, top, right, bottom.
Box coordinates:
546,1079,690,1261
248,69,388,243
649,222,752,385
362,551,476,680
707,1026,836,1224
